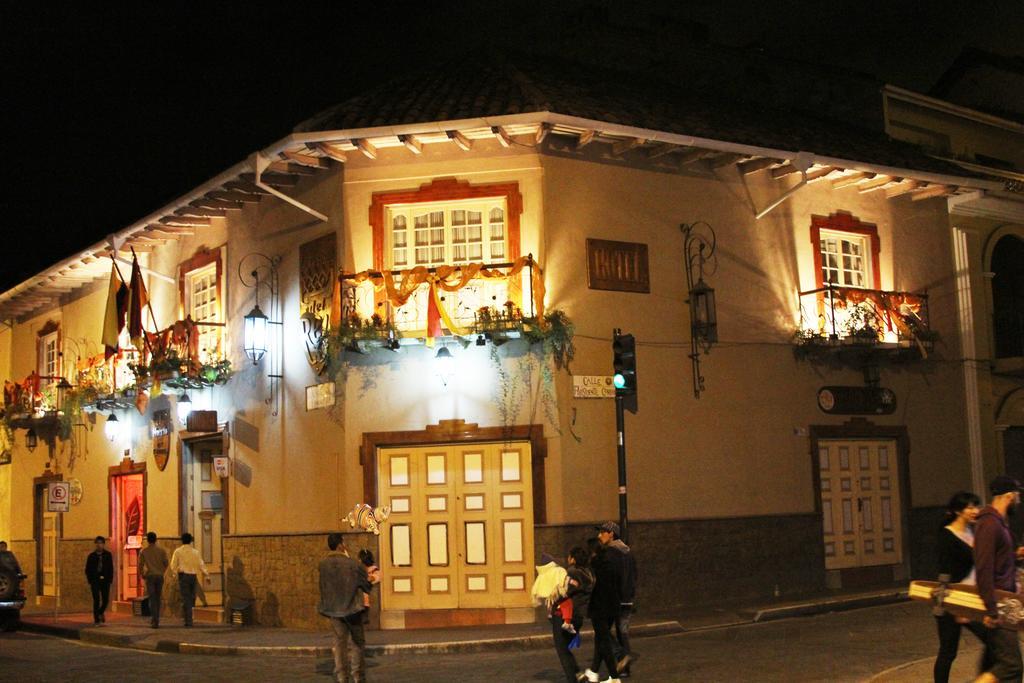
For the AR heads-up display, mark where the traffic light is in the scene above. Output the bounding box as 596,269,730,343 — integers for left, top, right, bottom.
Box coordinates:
612,329,638,414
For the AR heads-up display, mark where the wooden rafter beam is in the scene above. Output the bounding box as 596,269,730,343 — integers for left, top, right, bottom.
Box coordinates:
191,198,245,211
806,166,841,183
311,142,347,163
147,223,195,235
611,137,645,156
399,134,422,155
707,152,747,169
446,130,472,152
208,191,261,204
647,142,679,159
857,175,900,193
576,130,596,148
143,228,190,239
240,172,299,187
268,161,318,176
175,206,227,218
832,171,876,189
282,150,332,169
738,157,783,175
771,163,800,179
223,180,269,195
885,179,922,198
535,123,551,145
354,139,377,160
160,215,210,227
678,148,716,167
491,126,512,148
910,184,955,201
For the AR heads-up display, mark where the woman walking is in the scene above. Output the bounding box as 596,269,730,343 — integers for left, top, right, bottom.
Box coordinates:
934,490,987,683
549,547,595,682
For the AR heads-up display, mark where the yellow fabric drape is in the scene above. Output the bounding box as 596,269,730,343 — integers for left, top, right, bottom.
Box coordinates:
344,256,546,329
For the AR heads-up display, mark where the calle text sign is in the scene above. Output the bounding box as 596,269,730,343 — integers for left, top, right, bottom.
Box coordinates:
573,375,617,399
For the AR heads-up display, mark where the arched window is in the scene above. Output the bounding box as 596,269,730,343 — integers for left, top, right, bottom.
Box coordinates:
992,235,1024,359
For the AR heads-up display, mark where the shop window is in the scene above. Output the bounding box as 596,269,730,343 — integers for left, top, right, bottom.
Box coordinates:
36,320,60,392
388,199,507,268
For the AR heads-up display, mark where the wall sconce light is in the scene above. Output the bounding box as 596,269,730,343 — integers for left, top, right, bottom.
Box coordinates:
681,221,718,399
56,377,72,411
104,412,120,442
239,253,283,416
176,392,193,425
25,428,38,452
435,345,455,386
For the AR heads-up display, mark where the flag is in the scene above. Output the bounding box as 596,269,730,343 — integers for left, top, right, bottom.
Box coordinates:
329,277,342,331
426,281,443,341
101,263,129,359
127,255,148,352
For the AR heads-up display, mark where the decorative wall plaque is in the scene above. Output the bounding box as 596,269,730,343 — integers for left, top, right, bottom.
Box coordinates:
152,409,171,471
586,238,650,293
300,233,337,375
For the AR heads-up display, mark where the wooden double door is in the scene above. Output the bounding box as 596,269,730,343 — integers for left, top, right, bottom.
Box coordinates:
377,442,534,616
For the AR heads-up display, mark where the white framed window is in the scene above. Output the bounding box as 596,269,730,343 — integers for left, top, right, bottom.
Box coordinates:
38,330,58,381
184,263,222,362
819,230,870,288
388,198,507,269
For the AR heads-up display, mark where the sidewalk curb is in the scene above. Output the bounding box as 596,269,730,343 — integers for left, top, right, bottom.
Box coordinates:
19,591,907,657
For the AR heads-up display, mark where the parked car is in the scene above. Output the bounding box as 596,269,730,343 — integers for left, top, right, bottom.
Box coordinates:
0,567,26,631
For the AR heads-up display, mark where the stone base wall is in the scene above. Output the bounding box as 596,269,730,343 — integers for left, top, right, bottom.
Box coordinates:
58,539,96,612
536,514,828,610
9,540,35,600
222,531,380,630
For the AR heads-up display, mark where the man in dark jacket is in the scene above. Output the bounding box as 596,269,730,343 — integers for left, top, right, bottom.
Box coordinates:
84,535,114,625
597,521,637,677
585,540,621,683
974,475,1023,683
318,533,375,683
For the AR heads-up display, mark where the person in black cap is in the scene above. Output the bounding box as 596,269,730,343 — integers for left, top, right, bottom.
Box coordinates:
583,521,637,681
973,475,1023,683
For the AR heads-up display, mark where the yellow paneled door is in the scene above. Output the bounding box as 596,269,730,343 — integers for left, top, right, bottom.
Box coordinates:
818,439,903,570
378,442,534,619
38,487,60,597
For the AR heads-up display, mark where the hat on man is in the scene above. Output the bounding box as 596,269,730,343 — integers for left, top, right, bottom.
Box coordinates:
595,521,620,537
990,475,1021,496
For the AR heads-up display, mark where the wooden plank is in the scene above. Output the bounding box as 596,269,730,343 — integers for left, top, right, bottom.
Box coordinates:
191,198,245,210
399,134,423,155
857,175,900,193
611,137,645,156
354,139,377,160
708,152,746,169
208,191,262,203
678,148,716,167
491,126,512,148
576,130,596,148
143,228,190,239
771,163,800,178
832,171,875,189
311,142,348,163
738,157,783,175
535,123,551,145
446,130,472,151
175,206,227,217
160,215,210,227
646,142,679,159
147,223,196,234
282,150,332,169
240,172,300,187
268,161,318,176
885,179,922,198
910,184,955,201
224,180,270,195
805,166,840,183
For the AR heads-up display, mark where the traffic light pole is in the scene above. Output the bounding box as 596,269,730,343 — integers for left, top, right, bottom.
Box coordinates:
615,393,629,545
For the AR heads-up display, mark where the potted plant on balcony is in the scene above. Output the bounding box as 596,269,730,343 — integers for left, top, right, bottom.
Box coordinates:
843,305,882,345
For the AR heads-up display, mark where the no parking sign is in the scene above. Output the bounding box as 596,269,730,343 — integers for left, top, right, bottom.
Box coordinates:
47,482,70,512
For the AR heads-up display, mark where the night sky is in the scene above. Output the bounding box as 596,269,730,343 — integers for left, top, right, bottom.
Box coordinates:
2,2,1021,293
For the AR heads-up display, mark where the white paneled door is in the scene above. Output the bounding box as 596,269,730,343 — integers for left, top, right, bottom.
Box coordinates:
378,442,534,615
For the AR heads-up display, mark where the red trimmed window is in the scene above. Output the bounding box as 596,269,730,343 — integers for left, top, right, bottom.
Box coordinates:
810,212,881,290
178,248,224,362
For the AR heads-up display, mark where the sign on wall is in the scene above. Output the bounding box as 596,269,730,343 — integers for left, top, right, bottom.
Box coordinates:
213,456,231,479
68,478,83,505
300,233,337,375
817,386,897,415
306,382,337,411
586,238,650,293
47,481,70,513
152,409,171,471
572,375,617,398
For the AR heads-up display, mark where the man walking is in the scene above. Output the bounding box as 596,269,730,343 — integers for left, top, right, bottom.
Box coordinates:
973,475,1023,683
318,533,376,683
169,532,209,627
597,521,638,677
138,532,168,628
84,536,114,625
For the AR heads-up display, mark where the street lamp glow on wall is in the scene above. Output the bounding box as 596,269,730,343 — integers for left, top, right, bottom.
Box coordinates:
238,252,283,416
243,304,269,364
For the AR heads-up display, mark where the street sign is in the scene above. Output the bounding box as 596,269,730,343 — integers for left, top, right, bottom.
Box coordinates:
573,375,616,399
47,481,70,513
817,386,897,415
213,456,231,478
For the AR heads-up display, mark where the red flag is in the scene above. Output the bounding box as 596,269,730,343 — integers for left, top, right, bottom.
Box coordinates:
102,262,129,359
127,255,148,352
426,282,443,340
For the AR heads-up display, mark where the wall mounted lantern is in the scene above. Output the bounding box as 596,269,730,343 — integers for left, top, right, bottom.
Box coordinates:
681,221,718,399
176,392,192,425
239,253,283,416
55,377,72,411
104,412,120,442
25,428,38,452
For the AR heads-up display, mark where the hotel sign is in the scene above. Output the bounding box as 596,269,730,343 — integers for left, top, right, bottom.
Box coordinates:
586,238,650,293
300,233,336,375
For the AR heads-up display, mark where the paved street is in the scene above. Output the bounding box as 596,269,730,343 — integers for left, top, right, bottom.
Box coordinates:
0,602,995,681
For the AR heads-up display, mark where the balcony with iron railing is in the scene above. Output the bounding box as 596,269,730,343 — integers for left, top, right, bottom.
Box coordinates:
794,283,936,364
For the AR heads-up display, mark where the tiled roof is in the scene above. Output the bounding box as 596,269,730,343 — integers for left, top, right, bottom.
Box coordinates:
296,53,976,179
